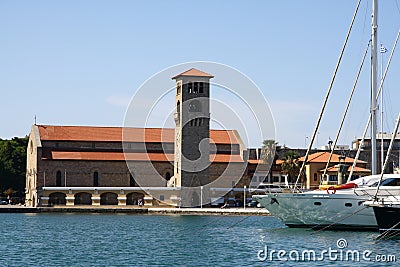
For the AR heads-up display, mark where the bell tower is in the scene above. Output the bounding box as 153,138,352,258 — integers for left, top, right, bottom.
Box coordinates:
172,68,213,206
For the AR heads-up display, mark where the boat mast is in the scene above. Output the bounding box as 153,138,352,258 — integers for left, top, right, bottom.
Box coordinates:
371,0,378,175
380,44,384,173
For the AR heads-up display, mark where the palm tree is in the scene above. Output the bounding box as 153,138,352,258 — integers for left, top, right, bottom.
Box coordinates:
260,140,279,182
281,151,300,183
261,139,278,167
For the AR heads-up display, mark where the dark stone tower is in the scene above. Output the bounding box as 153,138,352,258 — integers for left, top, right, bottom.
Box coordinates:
172,68,213,206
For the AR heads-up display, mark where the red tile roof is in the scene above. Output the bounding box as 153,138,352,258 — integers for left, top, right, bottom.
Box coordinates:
320,165,371,173
211,154,244,163
37,125,239,145
172,68,214,79
298,152,366,164
47,151,243,163
247,159,263,164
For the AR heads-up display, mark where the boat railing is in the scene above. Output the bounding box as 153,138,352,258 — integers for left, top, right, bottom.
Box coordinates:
287,183,307,193
248,183,306,194
371,195,400,206
354,188,400,200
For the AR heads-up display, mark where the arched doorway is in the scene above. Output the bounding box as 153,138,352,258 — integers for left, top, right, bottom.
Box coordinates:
100,192,118,205
165,171,172,186
48,192,66,206
126,192,145,205
74,192,92,205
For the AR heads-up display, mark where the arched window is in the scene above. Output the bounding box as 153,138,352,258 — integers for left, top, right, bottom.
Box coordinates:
199,82,204,94
56,171,62,186
187,82,193,93
29,140,33,154
130,173,137,187
93,171,99,187
165,172,171,181
189,118,204,127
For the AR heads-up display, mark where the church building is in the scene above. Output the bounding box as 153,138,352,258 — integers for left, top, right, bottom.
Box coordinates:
25,69,262,207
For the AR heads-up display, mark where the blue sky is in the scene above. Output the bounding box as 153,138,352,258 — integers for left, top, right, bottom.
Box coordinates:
1,0,400,148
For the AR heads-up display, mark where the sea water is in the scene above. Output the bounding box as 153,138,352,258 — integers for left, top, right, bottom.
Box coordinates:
0,213,398,266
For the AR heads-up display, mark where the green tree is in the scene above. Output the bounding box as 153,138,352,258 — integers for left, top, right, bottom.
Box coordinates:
261,139,278,166
260,140,280,182
3,188,15,197
0,136,28,195
281,151,300,183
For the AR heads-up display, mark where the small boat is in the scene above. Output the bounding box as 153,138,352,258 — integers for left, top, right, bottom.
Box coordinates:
372,203,400,234
365,115,400,236
366,193,400,235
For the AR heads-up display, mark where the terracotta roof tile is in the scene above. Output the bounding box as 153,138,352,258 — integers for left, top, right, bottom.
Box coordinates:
210,154,244,163
172,68,214,79
247,159,263,164
319,165,371,173
209,129,239,145
37,125,239,145
298,152,366,164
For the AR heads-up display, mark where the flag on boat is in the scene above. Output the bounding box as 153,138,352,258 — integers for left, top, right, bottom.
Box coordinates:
380,44,388,53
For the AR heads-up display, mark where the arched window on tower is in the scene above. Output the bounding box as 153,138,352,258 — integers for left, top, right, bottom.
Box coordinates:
187,82,193,93
93,171,99,187
56,171,62,186
175,101,181,124
199,82,204,94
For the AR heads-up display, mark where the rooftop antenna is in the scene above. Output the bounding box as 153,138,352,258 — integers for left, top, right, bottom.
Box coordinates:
34,115,37,125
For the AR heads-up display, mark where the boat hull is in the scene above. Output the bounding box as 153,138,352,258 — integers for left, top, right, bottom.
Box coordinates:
253,193,378,230
372,206,400,234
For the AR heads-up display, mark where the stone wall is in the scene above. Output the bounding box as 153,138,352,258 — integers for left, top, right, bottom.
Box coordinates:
36,160,174,188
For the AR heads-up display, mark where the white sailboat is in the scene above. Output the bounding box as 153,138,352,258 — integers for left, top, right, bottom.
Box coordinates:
253,174,400,230
364,113,400,235
253,0,400,230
